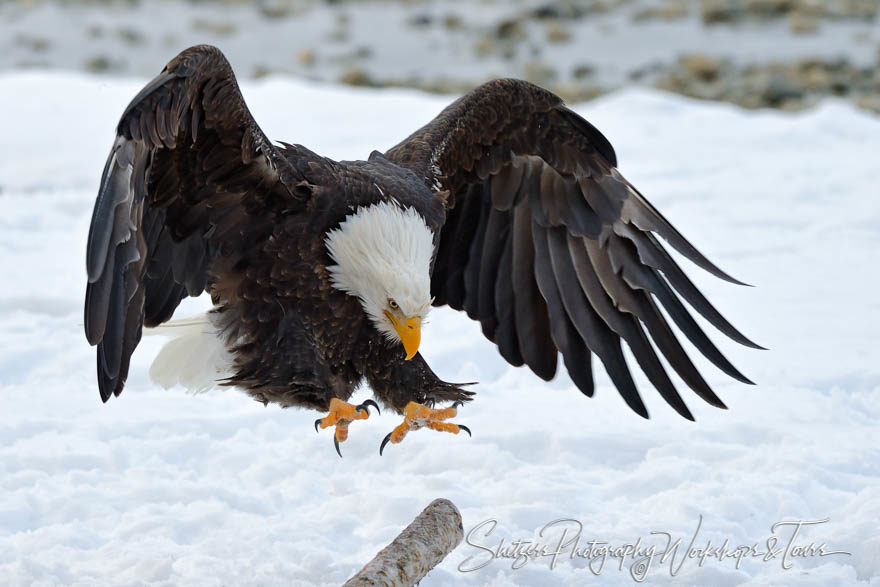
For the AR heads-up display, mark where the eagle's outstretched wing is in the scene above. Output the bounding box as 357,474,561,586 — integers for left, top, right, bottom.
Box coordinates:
84,45,315,402
386,79,762,419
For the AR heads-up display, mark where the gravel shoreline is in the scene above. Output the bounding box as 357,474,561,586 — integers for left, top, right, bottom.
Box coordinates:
2,0,878,113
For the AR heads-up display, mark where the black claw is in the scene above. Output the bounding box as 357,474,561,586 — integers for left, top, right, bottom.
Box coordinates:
314,419,322,433
357,399,380,416
451,401,464,410
424,398,436,409
334,436,343,458
458,424,472,437
379,432,393,456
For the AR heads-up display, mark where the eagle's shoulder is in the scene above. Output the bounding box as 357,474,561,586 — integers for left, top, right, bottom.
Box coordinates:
308,154,446,235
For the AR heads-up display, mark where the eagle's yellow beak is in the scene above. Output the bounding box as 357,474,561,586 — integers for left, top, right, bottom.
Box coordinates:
385,311,421,360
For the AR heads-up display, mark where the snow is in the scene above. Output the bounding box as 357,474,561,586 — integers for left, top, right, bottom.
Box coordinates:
1,72,879,586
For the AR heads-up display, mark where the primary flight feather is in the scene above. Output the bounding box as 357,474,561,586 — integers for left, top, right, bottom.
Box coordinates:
84,45,760,455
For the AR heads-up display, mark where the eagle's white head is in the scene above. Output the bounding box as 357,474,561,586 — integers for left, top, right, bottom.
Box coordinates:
325,201,435,360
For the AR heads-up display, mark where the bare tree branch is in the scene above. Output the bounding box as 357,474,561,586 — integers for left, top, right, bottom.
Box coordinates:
344,498,464,586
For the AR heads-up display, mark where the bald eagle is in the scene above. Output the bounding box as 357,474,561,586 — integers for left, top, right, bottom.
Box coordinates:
84,45,760,456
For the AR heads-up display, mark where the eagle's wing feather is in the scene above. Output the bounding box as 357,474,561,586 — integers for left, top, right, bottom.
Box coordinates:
385,78,760,418
85,45,315,402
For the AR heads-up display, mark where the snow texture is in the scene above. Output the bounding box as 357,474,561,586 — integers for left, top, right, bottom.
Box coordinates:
1,72,878,586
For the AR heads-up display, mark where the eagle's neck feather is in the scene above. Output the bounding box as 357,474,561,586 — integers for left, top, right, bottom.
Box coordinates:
324,201,434,340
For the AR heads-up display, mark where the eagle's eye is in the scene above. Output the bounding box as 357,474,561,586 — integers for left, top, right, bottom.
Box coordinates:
387,298,399,310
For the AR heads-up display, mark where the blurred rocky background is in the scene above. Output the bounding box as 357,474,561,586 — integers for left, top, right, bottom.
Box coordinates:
2,0,879,112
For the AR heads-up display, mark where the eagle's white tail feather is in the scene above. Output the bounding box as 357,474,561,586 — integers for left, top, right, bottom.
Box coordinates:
145,314,234,393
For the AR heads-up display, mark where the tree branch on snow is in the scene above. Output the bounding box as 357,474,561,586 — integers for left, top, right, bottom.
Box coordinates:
343,498,464,586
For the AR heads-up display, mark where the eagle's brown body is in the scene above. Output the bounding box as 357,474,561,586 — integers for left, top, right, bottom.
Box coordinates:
207,156,462,411
85,45,759,424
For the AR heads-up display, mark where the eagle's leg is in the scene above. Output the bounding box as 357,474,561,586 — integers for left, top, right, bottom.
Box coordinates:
379,401,471,455
315,398,380,457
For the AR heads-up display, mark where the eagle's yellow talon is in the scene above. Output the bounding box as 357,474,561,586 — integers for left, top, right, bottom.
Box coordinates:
315,397,379,457
426,421,460,434
379,401,470,455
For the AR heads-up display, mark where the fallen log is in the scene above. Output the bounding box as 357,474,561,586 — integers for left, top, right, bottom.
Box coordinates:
343,498,464,586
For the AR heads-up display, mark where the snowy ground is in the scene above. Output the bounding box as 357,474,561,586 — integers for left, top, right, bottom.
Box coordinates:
1,73,878,586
